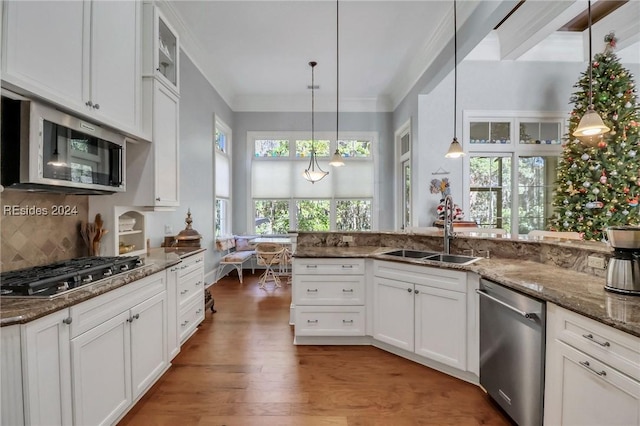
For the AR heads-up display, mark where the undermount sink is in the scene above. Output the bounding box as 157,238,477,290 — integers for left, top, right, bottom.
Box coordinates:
423,253,481,265
382,249,481,265
383,249,438,259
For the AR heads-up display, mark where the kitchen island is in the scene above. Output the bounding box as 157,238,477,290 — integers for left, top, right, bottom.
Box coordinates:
293,245,640,337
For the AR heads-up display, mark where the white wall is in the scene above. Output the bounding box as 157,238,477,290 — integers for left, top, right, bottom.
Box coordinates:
146,51,234,279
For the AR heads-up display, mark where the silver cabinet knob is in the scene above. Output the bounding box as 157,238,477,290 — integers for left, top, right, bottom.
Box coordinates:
414,289,419,294
85,100,93,107
407,288,412,293
93,103,100,110
62,317,72,325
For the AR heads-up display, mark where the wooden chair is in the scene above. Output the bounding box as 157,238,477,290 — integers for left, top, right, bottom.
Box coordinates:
255,243,286,289
528,230,582,240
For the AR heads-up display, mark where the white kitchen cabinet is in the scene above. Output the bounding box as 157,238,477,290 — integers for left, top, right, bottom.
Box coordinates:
2,0,142,137
121,78,179,209
372,276,414,350
142,3,180,93
71,309,132,426
70,271,167,426
544,303,640,426
373,261,468,370
21,309,73,426
414,284,466,369
167,252,206,356
293,258,366,338
0,309,74,426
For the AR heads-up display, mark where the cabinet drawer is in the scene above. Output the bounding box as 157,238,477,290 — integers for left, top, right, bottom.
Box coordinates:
294,276,365,305
178,268,205,307
294,258,364,275
549,303,640,381
295,306,365,336
70,272,165,338
178,253,205,279
179,296,204,344
374,260,467,293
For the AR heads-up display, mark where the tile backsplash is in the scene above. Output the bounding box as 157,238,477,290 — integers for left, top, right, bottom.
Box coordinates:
1,191,88,272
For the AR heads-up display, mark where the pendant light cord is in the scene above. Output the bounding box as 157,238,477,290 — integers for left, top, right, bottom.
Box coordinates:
587,0,593,108
453,0,457,140
336,0,339,145
311,62,316,162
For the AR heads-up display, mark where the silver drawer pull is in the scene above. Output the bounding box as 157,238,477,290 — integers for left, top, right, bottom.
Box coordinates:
342,289,354,293
196,281,202,286
196,309,203,314
181,290,189,295
307,319,318,323
196,258,203,263
306,289,318,293
579,361,607,377
341,265,353,269
306,265,318,269
181,320,189,327
342,319,354,324
582,333,610,347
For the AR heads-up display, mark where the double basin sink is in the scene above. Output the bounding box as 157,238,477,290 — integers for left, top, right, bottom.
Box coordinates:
382,249,481,266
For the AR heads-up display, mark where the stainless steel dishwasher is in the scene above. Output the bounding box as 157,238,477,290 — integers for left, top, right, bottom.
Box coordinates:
477,279,546,426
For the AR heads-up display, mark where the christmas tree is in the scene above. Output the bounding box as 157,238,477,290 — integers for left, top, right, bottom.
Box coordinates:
550,32,640,241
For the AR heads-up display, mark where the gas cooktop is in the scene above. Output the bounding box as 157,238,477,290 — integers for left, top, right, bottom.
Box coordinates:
0,256,144,298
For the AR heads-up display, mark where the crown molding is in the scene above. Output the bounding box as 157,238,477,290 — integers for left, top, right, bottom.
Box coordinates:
232,95,391,113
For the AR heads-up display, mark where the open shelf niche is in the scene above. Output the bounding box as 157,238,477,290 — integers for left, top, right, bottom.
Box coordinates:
117,209,146,257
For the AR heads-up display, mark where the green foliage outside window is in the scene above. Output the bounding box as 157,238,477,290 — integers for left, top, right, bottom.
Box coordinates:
296,200,330,231
254,200,289,234
336,200,372,230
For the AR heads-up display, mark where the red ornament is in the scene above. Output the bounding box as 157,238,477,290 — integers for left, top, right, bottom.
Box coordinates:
598,140,607,149
600,171,608,183
624,187,630,194
593,61,600,68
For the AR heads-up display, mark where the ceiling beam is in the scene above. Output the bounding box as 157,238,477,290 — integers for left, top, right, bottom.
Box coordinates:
497,0,586,60
413,0,520,98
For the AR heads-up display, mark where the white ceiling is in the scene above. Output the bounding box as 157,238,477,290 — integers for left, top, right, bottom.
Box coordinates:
161,0,640,112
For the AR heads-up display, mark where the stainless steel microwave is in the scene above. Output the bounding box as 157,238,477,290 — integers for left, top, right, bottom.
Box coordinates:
1,93,126,194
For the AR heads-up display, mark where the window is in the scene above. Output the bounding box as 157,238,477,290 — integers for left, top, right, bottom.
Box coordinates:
249,131,376,233
215,119,232,237
396,120,411,229
464,113,564,236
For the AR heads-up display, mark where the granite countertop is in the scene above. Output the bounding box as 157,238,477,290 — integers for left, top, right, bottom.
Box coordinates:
0,247,206,327
294,246,640,338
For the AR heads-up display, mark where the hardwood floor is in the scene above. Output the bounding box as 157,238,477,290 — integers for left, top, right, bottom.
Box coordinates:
119,273,512,426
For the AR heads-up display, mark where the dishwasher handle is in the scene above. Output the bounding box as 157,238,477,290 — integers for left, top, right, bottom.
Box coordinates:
476,289,538,321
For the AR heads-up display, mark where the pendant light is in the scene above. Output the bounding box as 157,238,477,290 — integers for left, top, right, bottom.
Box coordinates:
573,0,610,144
445,0,464,159
303,61,329,183
329,0,345,168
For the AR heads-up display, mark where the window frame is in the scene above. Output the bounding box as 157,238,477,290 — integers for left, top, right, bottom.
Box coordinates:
214,117,232,237
462,111,566,237
248,131,378,233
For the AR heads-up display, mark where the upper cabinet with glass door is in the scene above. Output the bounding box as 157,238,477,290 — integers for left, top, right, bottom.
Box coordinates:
142,4,180,94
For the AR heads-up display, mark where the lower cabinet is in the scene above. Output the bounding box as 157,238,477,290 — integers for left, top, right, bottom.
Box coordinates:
293,258,366,338
21,309,73,426
373,261,468,371
544,303,640,426
71,288,166,426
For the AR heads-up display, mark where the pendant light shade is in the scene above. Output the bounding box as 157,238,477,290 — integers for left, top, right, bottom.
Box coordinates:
330,0,345,168
303,61,329,184
329,150,345,167
574,106,610,138
574,0,609,143
445,137,464,159
445,0,465,159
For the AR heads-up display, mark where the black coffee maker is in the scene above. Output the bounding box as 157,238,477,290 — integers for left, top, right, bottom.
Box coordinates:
605,226,640,295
